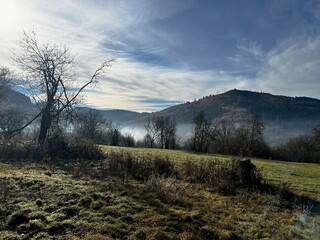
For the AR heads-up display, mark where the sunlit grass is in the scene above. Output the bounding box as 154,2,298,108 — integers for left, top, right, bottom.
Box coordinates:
102,146,320,201
251,159,320,201
0,146,319,239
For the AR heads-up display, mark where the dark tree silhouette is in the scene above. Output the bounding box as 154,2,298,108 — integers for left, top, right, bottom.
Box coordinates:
144,116,176,149
313,125,320,151
192,111,213,153
12,31,114,145
108,124,122,146
236,114,264,155
75,109,110,143
144,117,161,148
0,106,24,140
212,117,236,154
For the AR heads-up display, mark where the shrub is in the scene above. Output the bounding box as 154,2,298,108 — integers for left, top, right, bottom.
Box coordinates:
145,175,190,204
182,159,262,194
0,136,105,162
105,151,176,181
45,136,71,160
0,142,36,160
41,137,105,162
68,138,105,160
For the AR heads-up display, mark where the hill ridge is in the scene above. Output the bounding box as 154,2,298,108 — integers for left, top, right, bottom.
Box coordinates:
151,88,320,123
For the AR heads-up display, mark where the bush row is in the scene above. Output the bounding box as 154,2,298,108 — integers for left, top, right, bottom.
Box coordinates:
104,151,176,181
181,159,263,194
0,137,105,161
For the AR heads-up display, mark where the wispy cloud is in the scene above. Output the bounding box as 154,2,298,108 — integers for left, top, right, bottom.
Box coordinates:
0,0,320,112
255,36,320,97
83,58,248,111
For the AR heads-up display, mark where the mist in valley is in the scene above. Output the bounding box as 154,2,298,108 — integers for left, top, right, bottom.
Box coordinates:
118,120,316,148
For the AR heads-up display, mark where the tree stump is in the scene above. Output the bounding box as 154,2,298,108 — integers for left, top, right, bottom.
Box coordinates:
239,159,256,185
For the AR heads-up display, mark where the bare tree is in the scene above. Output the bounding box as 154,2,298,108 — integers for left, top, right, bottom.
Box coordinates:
121,133,136,147
144,115,176,149
0,105,24,140
212,117,236,154
163,116,176,149
313,125,320,150
107,123,122,146
142,133,156,148
74,109,110,143
0,67,26,141
236,114,264,155
192,111,213,153
12,31,115,145
144,117,161,148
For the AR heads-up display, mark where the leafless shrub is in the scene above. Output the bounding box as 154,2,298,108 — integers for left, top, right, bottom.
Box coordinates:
105,151,176,182
182,159,262,194
145,175,190,201
0,142,36,160
68,138,105,160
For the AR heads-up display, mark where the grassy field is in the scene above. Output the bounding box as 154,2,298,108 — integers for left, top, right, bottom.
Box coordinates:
102,146,320,201
0,146,319,239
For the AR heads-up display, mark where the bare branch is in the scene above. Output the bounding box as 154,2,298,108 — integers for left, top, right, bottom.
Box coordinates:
11,31,115,144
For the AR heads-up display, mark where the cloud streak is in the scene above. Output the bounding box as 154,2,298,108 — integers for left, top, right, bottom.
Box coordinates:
255,36,320,97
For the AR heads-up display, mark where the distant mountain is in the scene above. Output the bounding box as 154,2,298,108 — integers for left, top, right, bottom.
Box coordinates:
149,89,320,123
100,109,148,124
2,89,35,113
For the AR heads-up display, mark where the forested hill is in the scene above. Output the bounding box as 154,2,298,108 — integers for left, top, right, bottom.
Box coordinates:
150,89,320,123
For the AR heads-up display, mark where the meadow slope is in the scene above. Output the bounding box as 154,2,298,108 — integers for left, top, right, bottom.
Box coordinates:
0,146,318,239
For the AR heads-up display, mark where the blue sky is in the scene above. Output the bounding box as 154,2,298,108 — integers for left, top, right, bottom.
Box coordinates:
1,0,320,112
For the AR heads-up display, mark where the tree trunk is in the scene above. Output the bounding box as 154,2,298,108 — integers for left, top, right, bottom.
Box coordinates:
38,104,52,145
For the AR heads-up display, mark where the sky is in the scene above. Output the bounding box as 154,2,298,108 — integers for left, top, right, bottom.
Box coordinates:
1,0,320,112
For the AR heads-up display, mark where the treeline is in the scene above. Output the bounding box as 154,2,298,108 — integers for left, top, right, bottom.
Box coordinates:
68,109,136,147
139,111,320,163
141,116,177,149
0,107,136,148
185,111,270,158
137,112,268,157
185,111,320,163
272,126,320,163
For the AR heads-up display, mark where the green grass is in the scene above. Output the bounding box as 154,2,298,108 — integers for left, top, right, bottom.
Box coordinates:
102,146,231,162
102,146,320,201
251,159,320,201
0,146,319,239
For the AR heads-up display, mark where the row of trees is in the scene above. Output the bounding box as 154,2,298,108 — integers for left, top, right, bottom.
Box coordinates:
189,111,268,157
143,116,176,149
188,111,320,162
139,111,268,158
74,109,135,147
0,102,136,149
272,126,320,163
